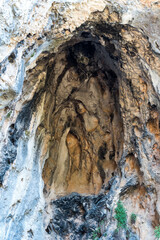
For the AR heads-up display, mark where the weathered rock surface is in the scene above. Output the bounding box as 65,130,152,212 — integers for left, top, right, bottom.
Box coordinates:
0,1,160,240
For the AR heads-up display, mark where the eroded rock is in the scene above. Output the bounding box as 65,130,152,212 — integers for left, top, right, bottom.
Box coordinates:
0,1,159,240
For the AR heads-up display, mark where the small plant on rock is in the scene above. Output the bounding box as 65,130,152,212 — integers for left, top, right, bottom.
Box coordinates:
92,221,105,240
115,200,127,230
25,130,30,137
155,225,160,240
130,213,137,224
6,110,12,118
31,52,35,57
92,227,101,240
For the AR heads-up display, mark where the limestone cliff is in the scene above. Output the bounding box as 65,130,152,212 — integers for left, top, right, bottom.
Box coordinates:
0,1,160,240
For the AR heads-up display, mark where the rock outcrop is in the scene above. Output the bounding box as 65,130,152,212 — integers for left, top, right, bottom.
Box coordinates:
0,1,160,240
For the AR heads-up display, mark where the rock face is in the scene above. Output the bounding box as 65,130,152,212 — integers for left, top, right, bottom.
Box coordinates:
0,1,160,240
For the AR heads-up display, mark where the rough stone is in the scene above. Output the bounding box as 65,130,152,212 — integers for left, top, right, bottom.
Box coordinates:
0,1,159,240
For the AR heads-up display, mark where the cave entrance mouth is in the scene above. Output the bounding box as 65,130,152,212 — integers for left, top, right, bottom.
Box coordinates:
42,29,124,200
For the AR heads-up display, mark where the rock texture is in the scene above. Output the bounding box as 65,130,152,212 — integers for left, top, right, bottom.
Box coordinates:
0,1,160,240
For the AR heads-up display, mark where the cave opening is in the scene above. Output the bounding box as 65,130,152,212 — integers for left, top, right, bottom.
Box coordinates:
42,31,123,200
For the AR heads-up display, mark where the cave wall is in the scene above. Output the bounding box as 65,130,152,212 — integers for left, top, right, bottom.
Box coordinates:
0,1,160,240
